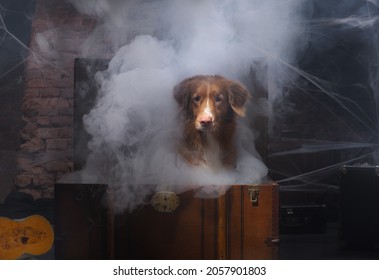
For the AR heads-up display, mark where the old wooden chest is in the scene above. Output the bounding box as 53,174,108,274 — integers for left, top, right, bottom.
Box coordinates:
54,183,279,259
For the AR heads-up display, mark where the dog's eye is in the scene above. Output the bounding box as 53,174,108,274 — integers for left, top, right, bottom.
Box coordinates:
193,95,201,103
215,95,223,103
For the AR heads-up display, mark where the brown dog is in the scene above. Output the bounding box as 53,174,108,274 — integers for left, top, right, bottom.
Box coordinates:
173,75,249,170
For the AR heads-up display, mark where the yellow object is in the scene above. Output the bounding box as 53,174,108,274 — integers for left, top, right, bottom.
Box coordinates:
0,215,54,259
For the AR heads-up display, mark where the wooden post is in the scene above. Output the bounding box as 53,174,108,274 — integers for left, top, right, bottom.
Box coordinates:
217,194,228,259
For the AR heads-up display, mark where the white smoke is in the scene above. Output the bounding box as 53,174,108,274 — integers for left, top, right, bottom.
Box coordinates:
66,0,308,211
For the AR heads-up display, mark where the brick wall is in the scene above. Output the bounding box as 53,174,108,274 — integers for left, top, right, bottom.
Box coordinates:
15,0,106,199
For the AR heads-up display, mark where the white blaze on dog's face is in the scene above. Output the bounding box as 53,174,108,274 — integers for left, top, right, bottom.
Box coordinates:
174,75,250,132
192,81,229,131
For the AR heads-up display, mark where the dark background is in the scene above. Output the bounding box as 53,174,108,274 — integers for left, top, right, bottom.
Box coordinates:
0,0,35,201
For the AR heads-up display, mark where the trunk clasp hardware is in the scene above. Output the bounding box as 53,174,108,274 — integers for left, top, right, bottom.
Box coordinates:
151,191,180,213
248,186,260,207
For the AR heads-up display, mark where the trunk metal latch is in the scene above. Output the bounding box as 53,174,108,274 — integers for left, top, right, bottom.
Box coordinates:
151,191,180,213
248,186,260,207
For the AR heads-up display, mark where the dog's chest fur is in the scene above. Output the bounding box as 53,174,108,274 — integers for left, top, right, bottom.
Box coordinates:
181,122,236,170
202,133,223,170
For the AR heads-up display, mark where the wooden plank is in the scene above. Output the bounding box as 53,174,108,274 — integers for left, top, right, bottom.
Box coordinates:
202,197,218,259
227,186,243,259
217,194,227,259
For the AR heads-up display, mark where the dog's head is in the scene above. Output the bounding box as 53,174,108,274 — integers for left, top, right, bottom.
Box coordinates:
173,75,250,131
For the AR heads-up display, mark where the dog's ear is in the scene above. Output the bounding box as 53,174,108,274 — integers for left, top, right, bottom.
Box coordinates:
226,82,250,117
173,77,195,110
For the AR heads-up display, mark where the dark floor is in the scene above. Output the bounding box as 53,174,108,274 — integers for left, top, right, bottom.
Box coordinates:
1,191,378,260
280,222,379,260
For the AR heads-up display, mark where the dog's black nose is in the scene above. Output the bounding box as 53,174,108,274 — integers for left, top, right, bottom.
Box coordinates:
200,120,211,127
199,116,212,128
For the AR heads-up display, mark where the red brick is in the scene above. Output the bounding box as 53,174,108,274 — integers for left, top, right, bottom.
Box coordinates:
19,119,38,141
25,69,43,80
28,78,51,88
50,115,72,126
30,166,45,175
54,76,74,88
16,157,33,171
36,116,50,126
50,98,71,108
26,54,52,69
43,69,63,80
32,17,47,26
59,127,73,138
33,98,72,116
46,138,72,150
23,88,41,98
34,174,54,187
17,176,54,198
38,107,60,116
37,127,60,138
46,160,72,173
14,174,33,187
33,22,49,33
40,88,60,97
20,137,45,152
21,98,39,113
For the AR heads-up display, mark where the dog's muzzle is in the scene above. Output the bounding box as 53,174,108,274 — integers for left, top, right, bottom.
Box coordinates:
196,114,213,130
